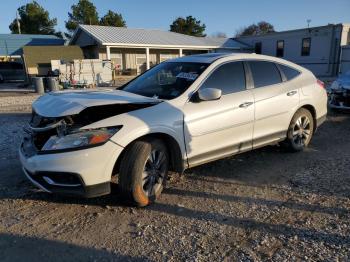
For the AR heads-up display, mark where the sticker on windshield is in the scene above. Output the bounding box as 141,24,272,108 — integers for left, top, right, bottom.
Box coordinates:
176,72,199,81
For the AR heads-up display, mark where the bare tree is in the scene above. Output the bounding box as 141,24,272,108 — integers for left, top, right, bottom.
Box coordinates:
211,31,227,38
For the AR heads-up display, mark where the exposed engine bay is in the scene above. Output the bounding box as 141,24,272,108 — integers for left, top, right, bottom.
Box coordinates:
20,89,162,155
24,103,157,153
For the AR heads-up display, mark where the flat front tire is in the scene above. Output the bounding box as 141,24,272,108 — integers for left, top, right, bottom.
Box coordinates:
119,139,169,207
282,108,314,152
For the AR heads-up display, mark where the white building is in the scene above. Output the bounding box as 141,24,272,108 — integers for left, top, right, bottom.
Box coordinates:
235,23,350,77
70,25,252,75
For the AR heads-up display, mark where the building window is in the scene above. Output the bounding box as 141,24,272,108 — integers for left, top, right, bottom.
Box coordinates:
276,40,284,57
301,38,311,56
110,53,123,70
160,54,176,63
254,42,262,54
136,54,147,74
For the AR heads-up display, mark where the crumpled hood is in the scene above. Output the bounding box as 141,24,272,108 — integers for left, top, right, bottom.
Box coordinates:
32,89,160,117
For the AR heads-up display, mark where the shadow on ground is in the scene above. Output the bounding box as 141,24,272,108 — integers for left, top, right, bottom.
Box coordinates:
0,233,150,262
147,203,350,246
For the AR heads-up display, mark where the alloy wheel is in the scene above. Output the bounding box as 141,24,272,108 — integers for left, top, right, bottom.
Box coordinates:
141,149,167,196
292,115,311,146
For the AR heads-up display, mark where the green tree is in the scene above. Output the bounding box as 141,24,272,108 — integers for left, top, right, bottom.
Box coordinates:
100,10,126,27
235,21,275,37
170,16,206,37
9,1,57,34
65,0,99,33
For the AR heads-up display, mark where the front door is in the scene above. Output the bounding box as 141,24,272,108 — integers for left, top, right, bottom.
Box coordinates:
183,61,255,167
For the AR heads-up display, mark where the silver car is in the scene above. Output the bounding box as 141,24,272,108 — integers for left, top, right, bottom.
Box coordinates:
20,53,328,206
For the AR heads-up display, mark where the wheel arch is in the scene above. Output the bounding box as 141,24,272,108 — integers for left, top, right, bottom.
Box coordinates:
299,104,317,133
113,132,185,177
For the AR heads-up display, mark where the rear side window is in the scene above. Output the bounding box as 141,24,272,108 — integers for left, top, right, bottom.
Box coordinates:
201,62,246,95
249,61,282,88
279,64,300,81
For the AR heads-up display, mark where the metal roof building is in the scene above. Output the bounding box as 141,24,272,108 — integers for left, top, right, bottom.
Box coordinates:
0,34,65,57
71,25,249,50
70,25,252,75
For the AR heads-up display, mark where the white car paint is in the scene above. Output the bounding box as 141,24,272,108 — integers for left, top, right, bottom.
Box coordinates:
33,89,160,117
19,53,328,196
20,141,123,186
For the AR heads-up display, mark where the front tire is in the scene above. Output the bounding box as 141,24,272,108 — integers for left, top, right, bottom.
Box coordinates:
282,108,314,152
119,139,169,207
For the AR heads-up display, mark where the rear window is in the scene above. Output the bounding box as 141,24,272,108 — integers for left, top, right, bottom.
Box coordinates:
279,64,300,81
249,61,282,88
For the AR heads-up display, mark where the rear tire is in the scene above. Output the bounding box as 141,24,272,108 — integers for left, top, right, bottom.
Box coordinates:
281,108,314,152
119,139,169,207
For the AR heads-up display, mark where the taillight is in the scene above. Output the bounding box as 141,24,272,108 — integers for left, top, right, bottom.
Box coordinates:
317,79,325,89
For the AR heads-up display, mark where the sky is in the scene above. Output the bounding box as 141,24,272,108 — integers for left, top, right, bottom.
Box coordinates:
1,0,349,36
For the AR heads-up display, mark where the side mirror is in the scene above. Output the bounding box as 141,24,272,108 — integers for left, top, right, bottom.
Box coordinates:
197,88,222,101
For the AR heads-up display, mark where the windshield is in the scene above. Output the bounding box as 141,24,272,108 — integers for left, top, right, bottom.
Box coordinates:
122,62,209,99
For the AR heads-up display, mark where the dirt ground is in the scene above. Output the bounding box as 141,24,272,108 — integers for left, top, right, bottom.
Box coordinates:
0,106,349,261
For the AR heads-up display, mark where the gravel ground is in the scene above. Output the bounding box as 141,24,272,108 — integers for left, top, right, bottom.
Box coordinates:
0,93,39,113
0,96,349,261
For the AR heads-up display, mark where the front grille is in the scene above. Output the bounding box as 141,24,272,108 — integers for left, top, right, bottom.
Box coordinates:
32,129,56,150
21,137,37,157
30,111,61,150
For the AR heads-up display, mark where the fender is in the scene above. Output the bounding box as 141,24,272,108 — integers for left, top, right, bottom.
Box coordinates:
81,101,187,163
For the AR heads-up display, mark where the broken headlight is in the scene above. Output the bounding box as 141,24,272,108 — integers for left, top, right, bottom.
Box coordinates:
41,127,121,152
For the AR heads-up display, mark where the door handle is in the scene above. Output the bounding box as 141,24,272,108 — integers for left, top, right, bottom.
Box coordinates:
239,102,254,108
287,90,297,96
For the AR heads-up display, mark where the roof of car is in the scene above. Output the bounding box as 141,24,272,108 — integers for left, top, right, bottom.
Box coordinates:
168,53,306,71
168,53,239,63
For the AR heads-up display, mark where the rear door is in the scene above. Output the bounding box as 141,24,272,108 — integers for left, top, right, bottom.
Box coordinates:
183,61,255,167
247,60,300,148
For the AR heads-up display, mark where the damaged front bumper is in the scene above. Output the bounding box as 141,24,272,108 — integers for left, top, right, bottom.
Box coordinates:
19,137,123,198
18,89,161,197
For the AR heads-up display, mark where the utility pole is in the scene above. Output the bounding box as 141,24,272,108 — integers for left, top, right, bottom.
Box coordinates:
307,19,312,33
16,11,21,34
307,19,311,29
